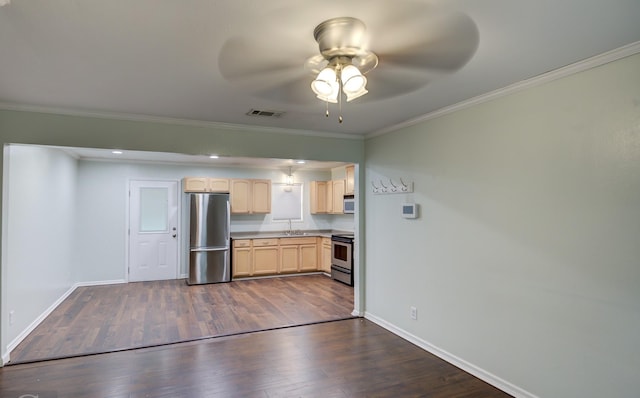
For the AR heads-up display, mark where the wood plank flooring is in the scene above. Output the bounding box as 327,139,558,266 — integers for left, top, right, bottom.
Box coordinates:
9,274,354,364
0,318,512,397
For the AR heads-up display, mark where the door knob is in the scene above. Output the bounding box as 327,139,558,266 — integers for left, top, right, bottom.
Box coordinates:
172,234,177,238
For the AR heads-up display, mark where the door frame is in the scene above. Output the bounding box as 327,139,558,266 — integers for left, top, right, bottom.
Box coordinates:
126,178,182,282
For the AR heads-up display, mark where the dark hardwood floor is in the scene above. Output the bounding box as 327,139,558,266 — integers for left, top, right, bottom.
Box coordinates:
9,274,355,364
0,318,511,397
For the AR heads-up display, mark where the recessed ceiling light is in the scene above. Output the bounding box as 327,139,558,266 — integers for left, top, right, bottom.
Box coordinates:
112,150,123,155
296,160,306,164
209,154,219,159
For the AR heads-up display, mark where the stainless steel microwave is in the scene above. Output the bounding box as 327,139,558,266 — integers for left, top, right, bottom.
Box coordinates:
343,195,355,214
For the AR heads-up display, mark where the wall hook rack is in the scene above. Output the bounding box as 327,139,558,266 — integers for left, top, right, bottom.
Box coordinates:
371,177,414,194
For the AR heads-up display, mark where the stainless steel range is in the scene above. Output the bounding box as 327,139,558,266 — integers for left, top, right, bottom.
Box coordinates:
331,233,354,286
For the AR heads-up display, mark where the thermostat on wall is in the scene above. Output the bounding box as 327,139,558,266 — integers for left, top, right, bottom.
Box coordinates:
402,203,418,219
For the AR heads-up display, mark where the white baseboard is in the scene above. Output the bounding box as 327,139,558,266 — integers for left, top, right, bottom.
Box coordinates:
364,312,538,398
4,284,77,364
74,279,126,288
3,279,126,365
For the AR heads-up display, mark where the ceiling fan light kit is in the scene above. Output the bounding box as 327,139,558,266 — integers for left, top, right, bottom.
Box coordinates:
308,17,378,123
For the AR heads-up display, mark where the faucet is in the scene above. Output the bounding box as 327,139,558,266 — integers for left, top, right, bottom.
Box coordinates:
287,219,292,235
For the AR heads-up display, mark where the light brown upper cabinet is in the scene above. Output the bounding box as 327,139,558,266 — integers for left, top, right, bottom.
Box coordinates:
331,179,345,214
230,179,271,214
310,179,346,214
345,164,355,195
183,177,230,193
310,181,328,214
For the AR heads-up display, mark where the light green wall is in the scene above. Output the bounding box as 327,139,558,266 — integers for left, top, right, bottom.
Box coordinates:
364,53,640,397
0,110,364,161
0,111,365,361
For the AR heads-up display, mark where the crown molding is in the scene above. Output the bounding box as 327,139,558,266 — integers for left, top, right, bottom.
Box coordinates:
0,103,364,141
368,40,640,139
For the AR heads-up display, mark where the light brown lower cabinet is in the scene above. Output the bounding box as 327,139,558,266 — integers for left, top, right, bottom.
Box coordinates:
320,237,332,273
232,240,252,277
252,239,279,275
299,244,318,272
279,245,299,274
233,237,321,278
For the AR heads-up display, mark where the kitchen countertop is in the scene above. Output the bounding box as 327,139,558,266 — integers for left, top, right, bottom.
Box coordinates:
230,230,353,240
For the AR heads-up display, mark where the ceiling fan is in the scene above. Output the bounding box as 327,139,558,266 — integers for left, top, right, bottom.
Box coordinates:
218,1,479,122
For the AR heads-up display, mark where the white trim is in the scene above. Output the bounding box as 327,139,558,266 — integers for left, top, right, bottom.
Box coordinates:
5,285,76,362
74,279,127,288
0,102,364,141
2,279,125,365
364,312,538,398
368,40,640,138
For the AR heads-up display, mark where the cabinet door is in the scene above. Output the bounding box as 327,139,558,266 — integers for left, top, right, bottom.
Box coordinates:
183,177,209,192
321,238,332,273
332,179,345,214
230,179,251,214
345,165,355,195
326,180,334,213
232,247,252,277
251,179,271,214
209,178,230,193
253,246,279,275
299,244,318,272
310,181,327,214
280,245,299,273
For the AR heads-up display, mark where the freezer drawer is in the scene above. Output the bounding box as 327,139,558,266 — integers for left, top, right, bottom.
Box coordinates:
331,265,353,286
188,249,230,285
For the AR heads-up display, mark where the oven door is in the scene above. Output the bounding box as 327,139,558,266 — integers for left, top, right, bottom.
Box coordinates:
331,240,352,270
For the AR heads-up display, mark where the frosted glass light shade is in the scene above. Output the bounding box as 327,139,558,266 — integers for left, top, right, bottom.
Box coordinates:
345,86,368,102
311,67,337,96
341,65,366,93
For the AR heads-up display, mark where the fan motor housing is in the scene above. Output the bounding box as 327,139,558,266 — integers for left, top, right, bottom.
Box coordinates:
314,17,367,59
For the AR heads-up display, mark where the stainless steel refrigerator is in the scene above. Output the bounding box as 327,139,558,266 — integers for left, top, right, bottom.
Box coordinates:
187,193,231,285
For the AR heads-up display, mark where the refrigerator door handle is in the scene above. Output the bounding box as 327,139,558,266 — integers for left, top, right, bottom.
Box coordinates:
190,247,229,252
226,200,231,242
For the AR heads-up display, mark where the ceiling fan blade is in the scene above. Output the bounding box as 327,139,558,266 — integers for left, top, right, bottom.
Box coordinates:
218,37,310,86
372,11,479,73
362,64,435,101
253,74,317,105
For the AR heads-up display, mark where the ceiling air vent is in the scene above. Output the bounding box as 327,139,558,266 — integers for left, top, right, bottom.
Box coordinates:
246,109,285,118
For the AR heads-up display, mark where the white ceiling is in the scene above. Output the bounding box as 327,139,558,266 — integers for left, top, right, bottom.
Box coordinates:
1,0,639,138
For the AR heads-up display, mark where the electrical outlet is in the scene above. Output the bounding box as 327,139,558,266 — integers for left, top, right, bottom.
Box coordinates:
9,310,14,325
410,306,417,320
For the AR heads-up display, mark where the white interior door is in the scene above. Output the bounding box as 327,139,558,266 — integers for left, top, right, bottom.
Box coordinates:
129,180,179,282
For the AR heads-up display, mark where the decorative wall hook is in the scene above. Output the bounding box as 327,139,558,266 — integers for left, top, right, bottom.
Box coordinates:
389,179,398,192
371,180,381,194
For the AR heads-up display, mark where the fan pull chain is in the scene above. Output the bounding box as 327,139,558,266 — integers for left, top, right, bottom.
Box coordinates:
338,78,343,123
325,101,329,117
